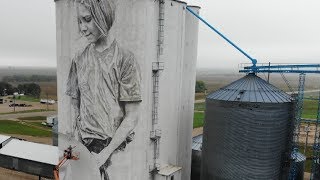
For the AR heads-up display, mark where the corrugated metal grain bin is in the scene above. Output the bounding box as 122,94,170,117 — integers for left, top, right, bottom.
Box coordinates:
201,73,294,180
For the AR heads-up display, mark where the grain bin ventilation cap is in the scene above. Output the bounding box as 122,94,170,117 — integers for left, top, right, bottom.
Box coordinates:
207,73,293,103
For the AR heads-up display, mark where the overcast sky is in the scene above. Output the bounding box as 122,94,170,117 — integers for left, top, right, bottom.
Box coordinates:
0,0,319,70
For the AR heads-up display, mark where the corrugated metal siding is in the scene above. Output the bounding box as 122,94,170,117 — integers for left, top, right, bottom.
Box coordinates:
201,101,294,180
207,73,292,103
201,75,294,180
0,154,55,178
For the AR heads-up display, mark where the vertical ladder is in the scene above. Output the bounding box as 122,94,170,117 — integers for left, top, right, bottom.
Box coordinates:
150,0,165,176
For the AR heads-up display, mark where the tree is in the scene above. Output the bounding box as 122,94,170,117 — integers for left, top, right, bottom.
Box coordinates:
17,83,41,98
0,82,14,96
195,81,207,93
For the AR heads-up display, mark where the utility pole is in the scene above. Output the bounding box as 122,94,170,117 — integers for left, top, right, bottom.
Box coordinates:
13,95,16,112
46,92,49,111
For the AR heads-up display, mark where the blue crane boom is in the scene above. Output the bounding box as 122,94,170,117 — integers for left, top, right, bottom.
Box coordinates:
185,6,257,67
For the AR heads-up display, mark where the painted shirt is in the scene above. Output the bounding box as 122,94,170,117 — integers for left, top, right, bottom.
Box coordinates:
66,40,141,141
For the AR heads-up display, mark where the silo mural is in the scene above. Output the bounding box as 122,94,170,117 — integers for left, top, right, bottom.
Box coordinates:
55,0,200,179
201,73,294,180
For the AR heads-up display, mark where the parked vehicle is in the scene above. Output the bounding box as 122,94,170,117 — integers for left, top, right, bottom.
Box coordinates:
9,103,19,107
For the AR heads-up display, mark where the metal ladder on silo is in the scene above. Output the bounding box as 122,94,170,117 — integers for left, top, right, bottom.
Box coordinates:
150,0,165,176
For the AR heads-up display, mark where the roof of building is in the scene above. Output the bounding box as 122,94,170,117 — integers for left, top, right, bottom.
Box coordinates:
207,73,293,103
0,135,10,144
292,152,307,162
0,139,58,165
192,134,202,151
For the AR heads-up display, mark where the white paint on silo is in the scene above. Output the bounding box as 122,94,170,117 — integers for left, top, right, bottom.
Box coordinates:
177,5,200,180
157,0,186,171
55,0,200,179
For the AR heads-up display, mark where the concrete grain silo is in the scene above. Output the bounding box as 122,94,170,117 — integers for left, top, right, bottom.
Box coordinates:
201,73,294,180
177,6,200,180
55,0,200,179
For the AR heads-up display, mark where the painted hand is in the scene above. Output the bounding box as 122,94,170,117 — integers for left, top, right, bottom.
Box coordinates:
91,149,112,167
91,152,104,167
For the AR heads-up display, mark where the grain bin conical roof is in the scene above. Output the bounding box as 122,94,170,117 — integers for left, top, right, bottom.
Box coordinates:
207,73,292,103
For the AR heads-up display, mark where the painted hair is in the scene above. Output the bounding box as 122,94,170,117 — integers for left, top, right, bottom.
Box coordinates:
77,0,115,36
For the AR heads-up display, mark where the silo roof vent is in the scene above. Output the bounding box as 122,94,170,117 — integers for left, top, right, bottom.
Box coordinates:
207,73,292,103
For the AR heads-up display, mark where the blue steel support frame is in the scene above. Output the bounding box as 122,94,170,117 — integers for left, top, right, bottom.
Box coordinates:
310,90,320,180
185,6,257,67
240,64,320,74
244,64,320,69
289,73,306,180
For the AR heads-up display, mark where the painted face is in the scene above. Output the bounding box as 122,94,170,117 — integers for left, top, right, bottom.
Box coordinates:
77,3,102,43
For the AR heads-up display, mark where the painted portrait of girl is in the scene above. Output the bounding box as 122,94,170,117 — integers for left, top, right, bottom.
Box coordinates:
65,0,142,179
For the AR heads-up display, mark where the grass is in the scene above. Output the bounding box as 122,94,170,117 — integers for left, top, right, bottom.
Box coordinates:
194,102,205,112
0,120,51,137
302,99,318,119
17,95,40,102
193,112,205,128
299,144,313,173
8,95,40,102
17,116,47,121
26,122,52,130
0,109,54,115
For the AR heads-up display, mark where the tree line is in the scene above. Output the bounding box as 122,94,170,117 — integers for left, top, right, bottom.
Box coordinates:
1,79,205,98
0,82,41,98
195,80,207,93
2,75,56,82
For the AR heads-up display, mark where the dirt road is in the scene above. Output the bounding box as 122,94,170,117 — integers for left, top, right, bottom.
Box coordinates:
0,111,57,120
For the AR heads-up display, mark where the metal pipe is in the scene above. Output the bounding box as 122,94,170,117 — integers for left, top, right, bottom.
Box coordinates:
185,6,257,67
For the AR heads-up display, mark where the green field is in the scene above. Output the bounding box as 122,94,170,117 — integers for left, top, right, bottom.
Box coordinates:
299,144,313,173
26,122,52,130
17,95,40,102
193,112,205,128
302,99,318,119
8,95,40,102
194,102,205,112
0,120,51,137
